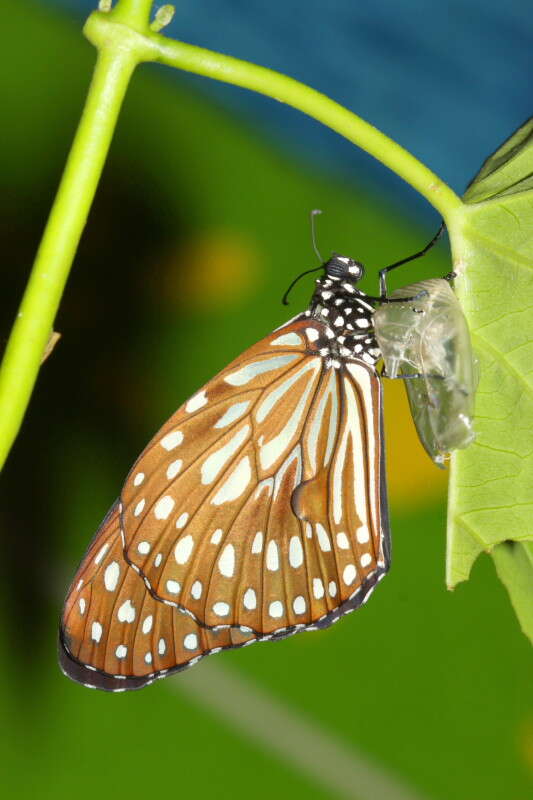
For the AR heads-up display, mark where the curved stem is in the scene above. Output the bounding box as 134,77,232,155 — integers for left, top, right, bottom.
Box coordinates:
148,34,462,220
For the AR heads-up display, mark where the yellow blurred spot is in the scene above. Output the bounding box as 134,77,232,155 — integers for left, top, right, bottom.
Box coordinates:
383,378,448,509
160,229,259,312
518,715,533,777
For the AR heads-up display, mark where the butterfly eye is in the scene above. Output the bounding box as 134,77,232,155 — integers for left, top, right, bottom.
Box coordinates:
325,254,365,282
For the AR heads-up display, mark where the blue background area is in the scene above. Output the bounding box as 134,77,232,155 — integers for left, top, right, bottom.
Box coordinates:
49,0,532,219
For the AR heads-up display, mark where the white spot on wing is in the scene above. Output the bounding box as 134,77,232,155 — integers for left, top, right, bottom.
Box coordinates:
78,598,86,615
191,580,202,599
343,564,357,585
176,512,189,529
313,578,324,599
166,579,181,594
133,472,145,486
166,459,183,479
117,600,136,623
269,600,284,618
214,401,251,429
211,455,252,505
259,360,320,470
184,633,198,650
293,596,306,614
333,373,373,527
315,523,332,552
307,369,339,473
175,534,194,564
115,644,127,659
225,354,299,386
256,359,319,424
211,528,223,545
243,588,257,610
94,543,109,565
158,638,166,655
360,553,372,568
329,580,337,597
270,332,303,347
134,499,145,517
218,543,235,577
323,372,339,467
289,536,303,568
104,561,120,591
306,328,319,342
213,602,230,617
357,528,370,544
251,531,263,554
342,368,376,538
201,426,250,485
161,430,183,450
137,541,150,555
186,391,208,413
336,532,349,549
91,622,102,642
266,540,279,571
142,615,153,634
154,495,174,520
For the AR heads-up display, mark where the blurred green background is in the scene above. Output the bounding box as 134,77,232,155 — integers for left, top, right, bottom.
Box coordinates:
1,1,532,798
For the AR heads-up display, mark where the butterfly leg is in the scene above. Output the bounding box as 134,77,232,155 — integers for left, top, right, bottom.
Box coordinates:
378,221,446,298
380,364,446,381
364,290,430,305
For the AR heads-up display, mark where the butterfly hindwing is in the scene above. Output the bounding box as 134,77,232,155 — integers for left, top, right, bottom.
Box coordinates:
59,503,259,692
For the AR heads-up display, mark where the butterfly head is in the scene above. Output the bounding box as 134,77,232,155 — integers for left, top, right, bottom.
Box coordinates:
324,253,365,284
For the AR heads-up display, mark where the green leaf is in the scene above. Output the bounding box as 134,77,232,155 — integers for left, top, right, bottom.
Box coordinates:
492,541,533,642
464,116,533,202
447,117,533,642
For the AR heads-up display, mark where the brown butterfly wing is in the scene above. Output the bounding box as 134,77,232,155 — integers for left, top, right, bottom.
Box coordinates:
119,316,389,635
59,503,257,692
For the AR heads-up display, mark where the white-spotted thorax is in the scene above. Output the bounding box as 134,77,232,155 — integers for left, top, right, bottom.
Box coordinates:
305,253,382,368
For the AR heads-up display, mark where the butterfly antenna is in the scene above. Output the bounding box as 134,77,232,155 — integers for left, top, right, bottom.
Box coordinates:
310,209,323,262
282,265,325,305
281,209,326,305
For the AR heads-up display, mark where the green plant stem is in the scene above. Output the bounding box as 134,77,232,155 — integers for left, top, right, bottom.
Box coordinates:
0,6,463,472
110,0,154,30
149,33,462,220
0,47,139,470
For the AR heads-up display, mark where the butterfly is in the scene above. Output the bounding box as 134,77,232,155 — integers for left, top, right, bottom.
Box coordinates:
60,226,444,692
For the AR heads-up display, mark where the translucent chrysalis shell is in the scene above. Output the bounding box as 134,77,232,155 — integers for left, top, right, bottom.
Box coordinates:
373,278,477,467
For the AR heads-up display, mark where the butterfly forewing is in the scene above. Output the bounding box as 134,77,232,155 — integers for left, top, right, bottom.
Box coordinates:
60,503,258,691
118,316,389,635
